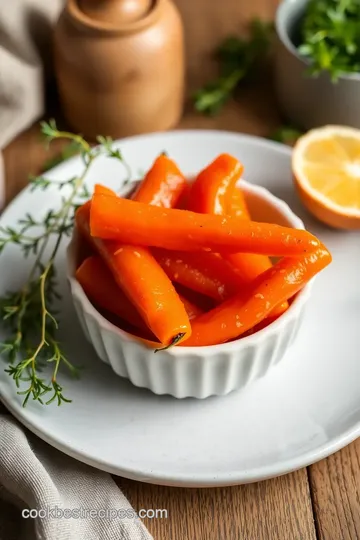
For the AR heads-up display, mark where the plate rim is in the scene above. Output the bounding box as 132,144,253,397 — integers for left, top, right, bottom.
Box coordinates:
1,393,360,487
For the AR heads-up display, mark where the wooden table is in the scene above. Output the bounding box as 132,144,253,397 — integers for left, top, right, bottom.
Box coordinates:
2,1,360,538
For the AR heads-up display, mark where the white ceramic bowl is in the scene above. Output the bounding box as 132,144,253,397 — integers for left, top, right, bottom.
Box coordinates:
66,180,311,398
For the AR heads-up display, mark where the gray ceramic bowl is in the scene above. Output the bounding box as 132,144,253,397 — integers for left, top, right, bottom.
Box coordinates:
274,0,360,130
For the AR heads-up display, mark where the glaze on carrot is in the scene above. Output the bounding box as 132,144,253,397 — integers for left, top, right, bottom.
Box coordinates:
181,245,332,347
176,291,204,320
76,255,146,330
187,158,288,316
153,248,244,302
131,154,187,208
95,182,244,301
77,255,202,323
94,184,117,196
76,203,190,347
225,186,289,317
188,154,244,214
90,193,320,256
81,157,193,346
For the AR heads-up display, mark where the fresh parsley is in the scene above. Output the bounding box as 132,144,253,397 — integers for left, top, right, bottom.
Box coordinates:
298,0,360,80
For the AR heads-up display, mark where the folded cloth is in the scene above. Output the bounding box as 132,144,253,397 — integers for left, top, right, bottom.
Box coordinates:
0,415,153,540
0,0,64,208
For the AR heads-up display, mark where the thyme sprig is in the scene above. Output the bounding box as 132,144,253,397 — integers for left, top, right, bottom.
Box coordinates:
0,120,131,407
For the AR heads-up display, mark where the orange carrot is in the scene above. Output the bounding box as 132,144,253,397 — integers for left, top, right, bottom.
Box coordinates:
95,182,245,301
188,161,287,316
90,193,320,256
173,283,216,313
176,182,192,209
153,248,244,301
188,154,244,214
228,186,247,218
181,245,332,346
76,203,190,347
76,256,146,330
94,184,117,196
131,154,187,207
76,157,193,346
76,255,202,323
226,186,289,317
177,292,204,320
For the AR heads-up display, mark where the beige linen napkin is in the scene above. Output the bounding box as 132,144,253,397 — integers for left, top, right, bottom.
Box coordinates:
0,3,153,539
0,415,153,540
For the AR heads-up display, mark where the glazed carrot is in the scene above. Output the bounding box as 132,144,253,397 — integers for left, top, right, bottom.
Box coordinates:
76,203,191,346
173,283,216,313
187,160,288,316
228,186,247,218
90,193,320,256
225,186,289,316
226,187,277,279
176,182,192,209
77,255,202,323
77,157,192,346
94,184,117,196
177,292,204,320
181,245,332,347
95,182,244,301
131,154,187,207
76,256,146,330
188,154,244,214
153,248,244,301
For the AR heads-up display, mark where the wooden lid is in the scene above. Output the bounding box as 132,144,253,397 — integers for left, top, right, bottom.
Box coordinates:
78,0,152,25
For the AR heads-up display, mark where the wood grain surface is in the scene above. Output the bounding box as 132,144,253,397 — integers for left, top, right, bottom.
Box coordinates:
309,439,360,540
1,0,360,539
119,473,316,540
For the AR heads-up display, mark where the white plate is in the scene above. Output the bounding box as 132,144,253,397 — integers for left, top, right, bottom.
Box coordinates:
0,130,359,487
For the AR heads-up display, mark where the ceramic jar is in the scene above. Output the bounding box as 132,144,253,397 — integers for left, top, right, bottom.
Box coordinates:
54,0,185,140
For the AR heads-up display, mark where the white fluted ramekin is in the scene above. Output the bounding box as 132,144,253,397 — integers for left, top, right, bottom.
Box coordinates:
66,181,311,399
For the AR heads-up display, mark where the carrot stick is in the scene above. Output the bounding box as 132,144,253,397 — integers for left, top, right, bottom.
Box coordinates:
131,154,187,207
228,186,247,218
96,182,245,301
153,248,244,301
77,156,193,347
76,255,202,323
76,203,190,346
176,291,204,320
225,186,289,317
76,256,146,330
225,187,279,280
181,245,332,346
176,182,192,209
90,193,320,256
173,283,215,313
94,184,117,196
189,154,244,214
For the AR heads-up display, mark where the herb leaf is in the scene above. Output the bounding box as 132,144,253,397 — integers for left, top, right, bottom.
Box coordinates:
0,119,132,407
193,19,274,115
269,125,304,146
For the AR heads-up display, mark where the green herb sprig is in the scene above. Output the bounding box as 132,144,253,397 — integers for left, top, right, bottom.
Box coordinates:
269,125,304,146
298,0,360,80
0,120,131,407
193,19,274,115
